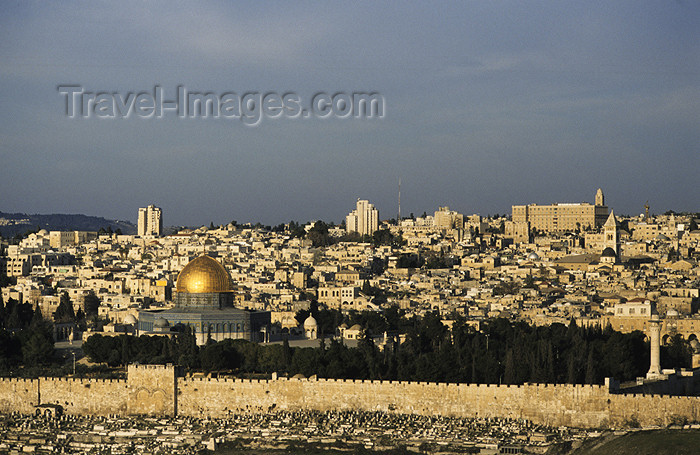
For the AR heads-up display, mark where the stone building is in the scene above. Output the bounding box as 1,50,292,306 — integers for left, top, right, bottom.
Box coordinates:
512,188,608,232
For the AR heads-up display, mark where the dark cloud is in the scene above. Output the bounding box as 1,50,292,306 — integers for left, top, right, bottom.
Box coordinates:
1,1,698,225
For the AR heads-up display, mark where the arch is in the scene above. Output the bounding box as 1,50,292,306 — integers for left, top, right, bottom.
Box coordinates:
688,333,698,342
133,388,168,415
661,334,671,346
151,390,166,414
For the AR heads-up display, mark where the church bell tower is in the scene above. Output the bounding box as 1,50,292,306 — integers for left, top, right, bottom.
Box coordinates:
603,210,620,256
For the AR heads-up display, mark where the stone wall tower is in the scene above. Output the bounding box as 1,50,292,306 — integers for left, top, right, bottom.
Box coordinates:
127,364,177,416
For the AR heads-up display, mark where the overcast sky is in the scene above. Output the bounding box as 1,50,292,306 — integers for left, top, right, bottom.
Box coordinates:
1,1,698,227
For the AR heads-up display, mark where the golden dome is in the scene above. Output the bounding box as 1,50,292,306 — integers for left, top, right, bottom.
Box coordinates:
176,255,232,293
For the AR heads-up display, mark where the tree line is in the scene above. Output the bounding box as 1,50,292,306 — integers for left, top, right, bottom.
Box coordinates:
82,313,692,384
0,297,55,372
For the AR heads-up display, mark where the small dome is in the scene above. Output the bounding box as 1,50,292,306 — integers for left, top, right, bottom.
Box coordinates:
656,233,669,241
154,317,170,328
527,252,540,261
123,314,137,325
38,229,48,236
666,309,679,317
601,247,617,258
304,315,318,328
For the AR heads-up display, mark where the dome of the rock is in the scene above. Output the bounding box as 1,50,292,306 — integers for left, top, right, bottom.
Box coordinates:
176,255,232,293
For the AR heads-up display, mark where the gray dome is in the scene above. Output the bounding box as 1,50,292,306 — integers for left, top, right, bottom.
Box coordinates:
601,247,617,258
154,317,170,328
527,252,540,261
123,314,137,325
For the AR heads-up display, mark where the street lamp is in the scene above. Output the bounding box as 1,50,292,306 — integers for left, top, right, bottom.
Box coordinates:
71,352,76,376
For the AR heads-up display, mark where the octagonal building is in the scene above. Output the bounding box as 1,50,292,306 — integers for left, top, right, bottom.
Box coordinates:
138,255,270,345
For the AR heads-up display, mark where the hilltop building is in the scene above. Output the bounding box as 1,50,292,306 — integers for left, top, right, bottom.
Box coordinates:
346,199,379,236
138,205,162,237
137,254,270,345
512,189,608,233
433,206,464,230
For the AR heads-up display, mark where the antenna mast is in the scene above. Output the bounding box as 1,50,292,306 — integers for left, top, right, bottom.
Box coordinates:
398,177,401,225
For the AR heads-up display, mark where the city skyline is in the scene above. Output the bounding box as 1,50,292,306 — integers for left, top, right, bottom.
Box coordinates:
1,188,695,230
1,1,698,227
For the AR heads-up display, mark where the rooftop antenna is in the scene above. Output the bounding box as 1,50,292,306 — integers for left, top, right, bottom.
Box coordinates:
398,177,401,225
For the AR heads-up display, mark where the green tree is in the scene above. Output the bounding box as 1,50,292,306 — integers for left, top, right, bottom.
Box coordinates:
282,338,292,371
53,292,76,323
22,331,54,365
21,309,54,365
83,293,101,317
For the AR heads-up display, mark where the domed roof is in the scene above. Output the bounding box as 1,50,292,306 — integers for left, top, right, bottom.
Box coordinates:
176,255,232,293
527,252,540,261
601,247,617,258
38,229,48,236
154,317,170,328
123,314,137,325
303,315,318,328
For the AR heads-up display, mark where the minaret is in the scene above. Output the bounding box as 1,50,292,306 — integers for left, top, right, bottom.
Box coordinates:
646,314,662,379
644,201,650,222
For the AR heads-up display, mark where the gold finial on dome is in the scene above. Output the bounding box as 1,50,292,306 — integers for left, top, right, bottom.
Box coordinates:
176,255,232,293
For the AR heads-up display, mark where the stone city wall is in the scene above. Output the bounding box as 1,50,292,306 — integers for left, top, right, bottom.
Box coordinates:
39,377,128,416
0,378,39,414
176,377,700,428
2,369,700,429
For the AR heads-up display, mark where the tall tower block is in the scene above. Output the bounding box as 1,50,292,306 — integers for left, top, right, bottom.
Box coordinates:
595,188,605,206
138,205,163,237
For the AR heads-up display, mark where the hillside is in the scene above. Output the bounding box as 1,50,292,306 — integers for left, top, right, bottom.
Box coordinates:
0,211,136,237
551,429,700,455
